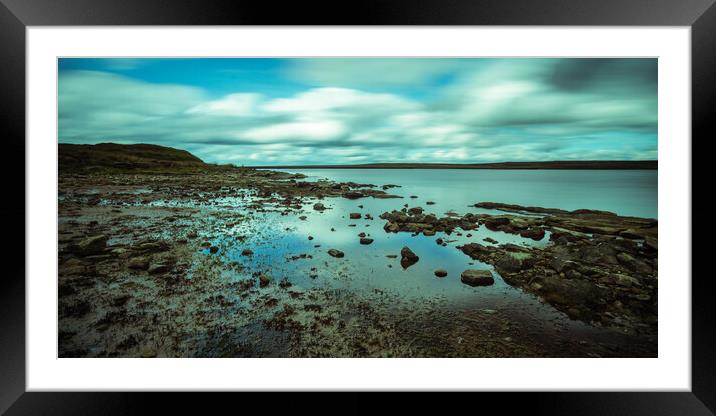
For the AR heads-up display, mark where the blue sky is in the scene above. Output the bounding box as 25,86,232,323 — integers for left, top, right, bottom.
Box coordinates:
58,58,657,165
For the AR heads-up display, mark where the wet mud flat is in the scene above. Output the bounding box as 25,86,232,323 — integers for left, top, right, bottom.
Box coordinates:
58,169,657,357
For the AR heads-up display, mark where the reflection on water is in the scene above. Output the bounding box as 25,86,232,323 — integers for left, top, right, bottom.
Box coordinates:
147,169,657,336
283,169,658,219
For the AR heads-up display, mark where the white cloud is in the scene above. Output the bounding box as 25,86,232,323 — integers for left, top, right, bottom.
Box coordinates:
242,120,346,141
186,93,262,116
58,59,657,165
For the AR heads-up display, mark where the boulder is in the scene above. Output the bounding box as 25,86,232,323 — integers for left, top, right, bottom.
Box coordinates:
71,235,108,256
519,228,546,241
434,269,448,277
349,213,362,219
328,249,345,258
241,249,253,256
484,217,510,231
616,252,652,274
400,246,419,269
313,203,326,211
400,246,418,261
461,270,495,286
148,259,174,275
128,256,150,270
495,254,523,274
136,241,170,253
359,238,374,245
343,192,364,200
259,274,271,288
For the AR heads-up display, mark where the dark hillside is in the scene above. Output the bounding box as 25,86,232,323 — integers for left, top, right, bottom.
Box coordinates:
59,143,206,173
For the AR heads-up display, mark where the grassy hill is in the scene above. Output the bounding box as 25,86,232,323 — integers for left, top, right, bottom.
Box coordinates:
59,143,208,173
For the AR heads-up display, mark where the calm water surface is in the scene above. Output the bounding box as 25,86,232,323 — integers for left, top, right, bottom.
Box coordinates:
151,169,657,334
285,169,657,219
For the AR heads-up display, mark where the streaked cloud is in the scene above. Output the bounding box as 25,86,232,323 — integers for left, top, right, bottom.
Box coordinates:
58,58,657,165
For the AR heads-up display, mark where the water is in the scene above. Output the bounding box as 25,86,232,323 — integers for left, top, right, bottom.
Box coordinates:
185,168,656,304
282,169,658,219
129,168,658,354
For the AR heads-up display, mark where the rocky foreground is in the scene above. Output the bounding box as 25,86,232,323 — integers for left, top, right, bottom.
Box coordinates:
58,144,657,358
381,202,657,332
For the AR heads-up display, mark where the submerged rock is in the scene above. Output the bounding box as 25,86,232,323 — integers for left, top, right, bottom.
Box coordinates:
313,203,326,211
359,238,374,245
434,269,448,277
461,269,494,287
259,274,271,288
349,213,362,219
328,249,345,258
241,249,253,256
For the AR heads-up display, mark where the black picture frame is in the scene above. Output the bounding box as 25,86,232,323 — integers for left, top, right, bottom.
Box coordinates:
1,0,711,414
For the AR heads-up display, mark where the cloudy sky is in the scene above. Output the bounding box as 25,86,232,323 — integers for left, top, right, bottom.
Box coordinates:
58,58,657,165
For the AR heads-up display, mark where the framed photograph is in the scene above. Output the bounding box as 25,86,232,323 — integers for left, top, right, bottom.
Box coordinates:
2,0,711,413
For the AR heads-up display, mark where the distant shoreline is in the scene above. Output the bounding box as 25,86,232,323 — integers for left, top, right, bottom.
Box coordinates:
249,160,658,170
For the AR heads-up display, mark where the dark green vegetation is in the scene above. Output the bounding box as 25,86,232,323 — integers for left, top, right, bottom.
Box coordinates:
254,160,657,170
59,143,209,173
58,143,657,358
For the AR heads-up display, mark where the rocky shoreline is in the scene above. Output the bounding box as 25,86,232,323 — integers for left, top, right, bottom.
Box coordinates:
58,166,657,357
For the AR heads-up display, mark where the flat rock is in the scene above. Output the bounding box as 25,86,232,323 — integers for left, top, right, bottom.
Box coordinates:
461,269,495,287
328,249,344,258
71,235,108,256
434,269,448,277
359,238,374,245
128,256,150,270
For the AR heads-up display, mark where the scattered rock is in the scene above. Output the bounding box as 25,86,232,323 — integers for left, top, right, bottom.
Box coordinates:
519,228,546,241
128,256,150,270
313,203,326,211
460,269,495,287
400,246,419,269
343,191,364,200
434,269,448,277
349,213,362,219
359,238,374,245
328,249,345,258
148,259,174,275
259,274,271,287
241,249,253,256
70,235,108,256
